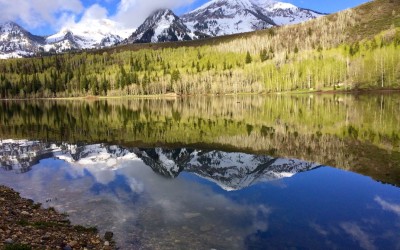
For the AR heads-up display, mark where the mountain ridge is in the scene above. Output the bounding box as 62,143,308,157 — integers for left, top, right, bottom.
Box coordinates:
181,0,322,36
0,0,323,59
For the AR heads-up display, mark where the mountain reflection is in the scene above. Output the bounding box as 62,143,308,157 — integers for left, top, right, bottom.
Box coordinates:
0,140,319,190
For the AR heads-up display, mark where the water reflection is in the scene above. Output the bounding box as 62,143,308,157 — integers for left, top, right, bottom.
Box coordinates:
0,140,399,249
0,94,399,186
1,94,400,249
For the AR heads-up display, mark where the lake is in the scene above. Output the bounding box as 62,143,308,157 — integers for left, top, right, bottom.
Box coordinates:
0,94,400,249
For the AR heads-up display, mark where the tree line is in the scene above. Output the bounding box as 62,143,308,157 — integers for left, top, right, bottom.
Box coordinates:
0,0,399,98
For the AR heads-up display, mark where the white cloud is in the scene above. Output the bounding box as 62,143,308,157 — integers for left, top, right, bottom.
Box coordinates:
0,0,196,34
0,0,83,29
113,0,195,27
81,4,109,21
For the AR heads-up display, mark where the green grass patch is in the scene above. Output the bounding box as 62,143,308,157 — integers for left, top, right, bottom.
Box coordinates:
4,244,32,250
73,225,98,233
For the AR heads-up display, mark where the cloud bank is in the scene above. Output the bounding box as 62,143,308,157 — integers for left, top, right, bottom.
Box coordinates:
0,0,196,32
0,0,83,28
114,0,195,27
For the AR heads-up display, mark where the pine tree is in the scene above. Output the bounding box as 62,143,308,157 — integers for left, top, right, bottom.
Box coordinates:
245,51,252,64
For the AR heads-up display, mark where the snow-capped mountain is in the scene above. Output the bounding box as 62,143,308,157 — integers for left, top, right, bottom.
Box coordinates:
127,9,195,43
45,18,134,52
181,0,324,36
0,21,45,59
0,0,324,58
0,140,319,191
0,19,133,58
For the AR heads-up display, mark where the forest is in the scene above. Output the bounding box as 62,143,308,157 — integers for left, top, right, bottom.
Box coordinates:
0,0,399,98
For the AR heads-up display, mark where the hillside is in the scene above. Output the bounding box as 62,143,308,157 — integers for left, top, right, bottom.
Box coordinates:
0,0,399,98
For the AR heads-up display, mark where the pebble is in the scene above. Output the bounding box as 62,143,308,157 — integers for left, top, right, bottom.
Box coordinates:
104,231,114,241
69,240,78,247
4,238,14,244
63,246,72,250
200,225,213,232
42,233,51,241
104,240,110,246
184,212,201,219
21,211,30,216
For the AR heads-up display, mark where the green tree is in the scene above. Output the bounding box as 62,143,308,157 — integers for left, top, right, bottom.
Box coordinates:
245,51,252,64
171,69,181,83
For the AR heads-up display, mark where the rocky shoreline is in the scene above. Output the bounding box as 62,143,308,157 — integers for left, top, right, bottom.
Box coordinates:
0,185,115,250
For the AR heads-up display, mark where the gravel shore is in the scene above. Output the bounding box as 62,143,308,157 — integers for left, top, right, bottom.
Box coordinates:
0,185,115,250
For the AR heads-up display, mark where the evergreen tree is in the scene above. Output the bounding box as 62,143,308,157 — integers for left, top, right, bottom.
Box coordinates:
245,51,252,64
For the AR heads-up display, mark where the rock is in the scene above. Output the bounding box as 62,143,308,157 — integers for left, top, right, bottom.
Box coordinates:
63,246,72,250
104,241,110,246
104,231,113,241
68,240,78,247
4,238,14,244
200,225,213,232
21,211,30,215
184,212,201,219
42,233,51,241
91,239,100,244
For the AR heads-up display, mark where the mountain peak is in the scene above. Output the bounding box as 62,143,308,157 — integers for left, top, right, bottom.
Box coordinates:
0,21,26,33
127,8,194,43
152,8,176,16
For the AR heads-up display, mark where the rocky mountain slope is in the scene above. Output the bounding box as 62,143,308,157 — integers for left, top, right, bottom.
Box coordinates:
126,9,195,43
0,21,45,59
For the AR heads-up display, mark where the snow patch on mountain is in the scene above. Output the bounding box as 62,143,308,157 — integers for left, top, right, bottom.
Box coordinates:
181,0,324,36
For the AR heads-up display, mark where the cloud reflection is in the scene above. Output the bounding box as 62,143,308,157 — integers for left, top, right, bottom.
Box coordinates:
375,196,400,216
0,155,272,249
340,222,376,250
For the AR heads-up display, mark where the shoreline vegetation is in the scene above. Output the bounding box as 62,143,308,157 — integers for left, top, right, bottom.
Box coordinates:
0,185,115,250
0,0,399,99
0,88,399,101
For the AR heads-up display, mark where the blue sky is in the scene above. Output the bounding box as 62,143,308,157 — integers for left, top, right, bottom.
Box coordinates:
0,0,369,35
177,0,370,14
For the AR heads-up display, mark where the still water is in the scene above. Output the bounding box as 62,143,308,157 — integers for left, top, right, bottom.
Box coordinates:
0,94,400,249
